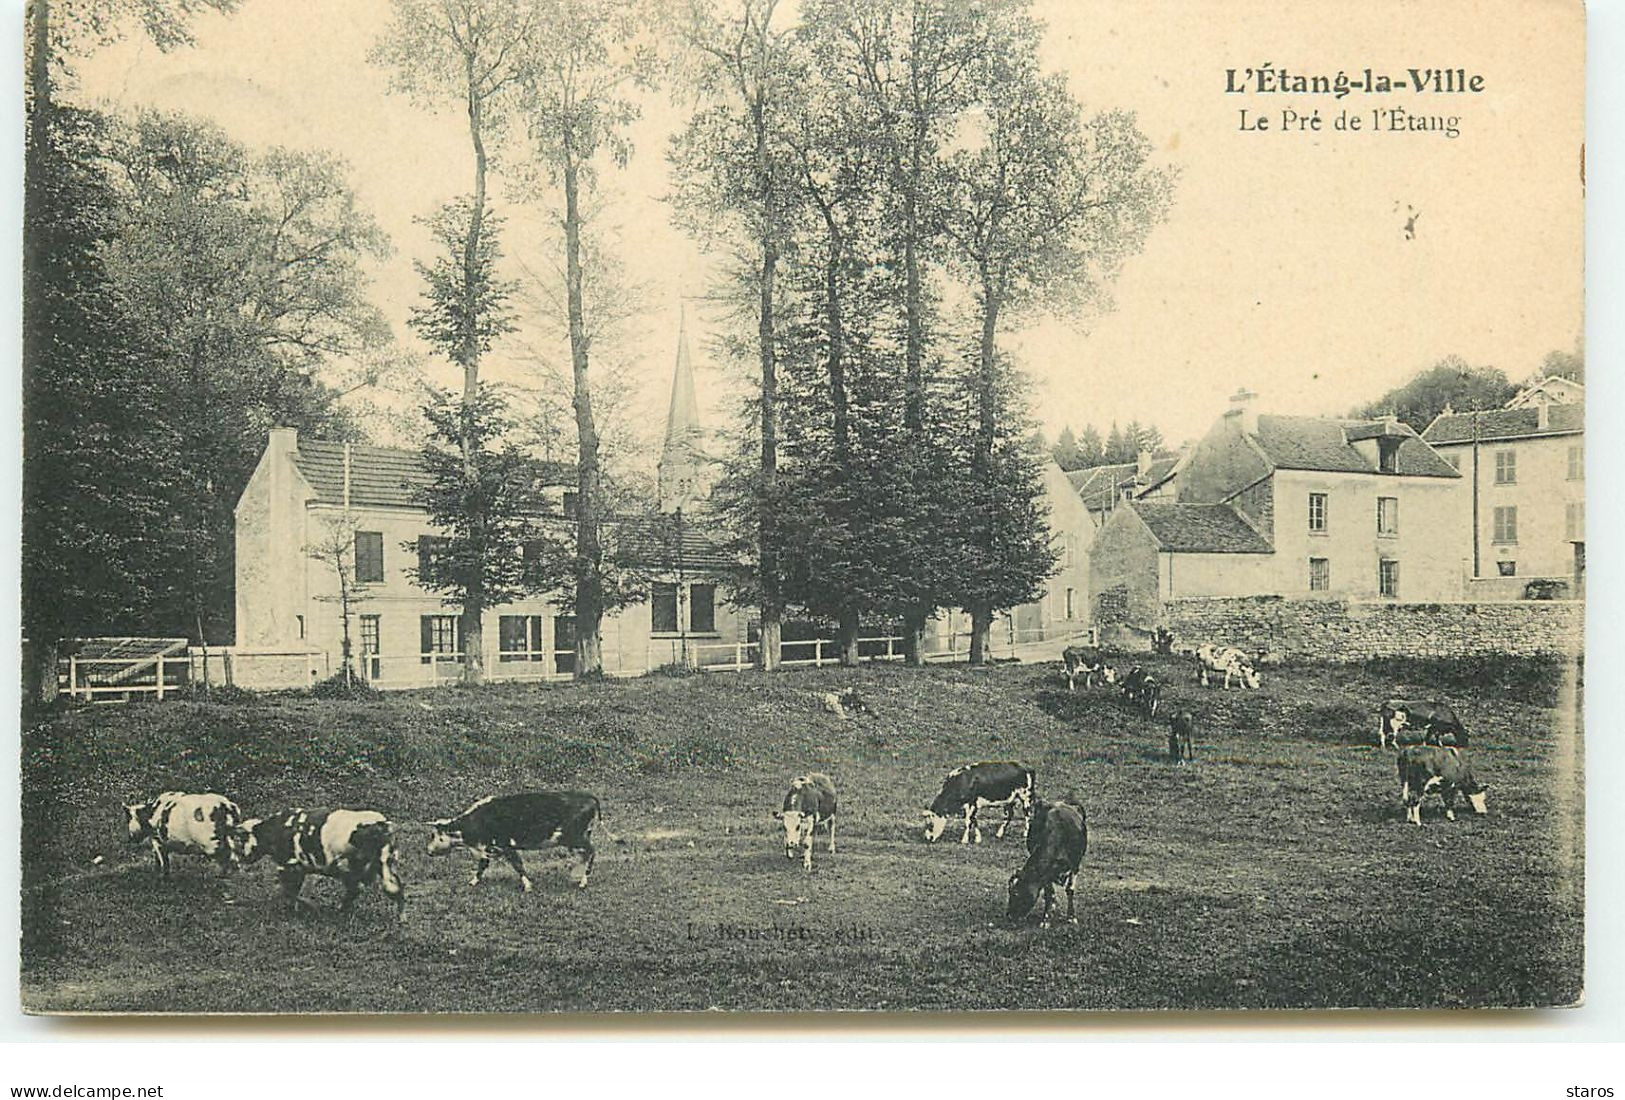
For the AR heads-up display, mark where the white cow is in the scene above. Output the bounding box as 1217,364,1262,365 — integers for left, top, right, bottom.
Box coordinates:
1195,643,1261,690
124,791,242,877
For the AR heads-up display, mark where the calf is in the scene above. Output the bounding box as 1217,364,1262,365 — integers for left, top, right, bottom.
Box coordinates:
924,762,1036,845
232,808,405,921
819,688,873,719
1006,800,1088,925
124,791,241,878
427,791,600,891
1379,699,1468,749
1195,643,1260,690
774,773,837,871
1168,710,1196,764
1120,666,1162,716
1396,745,1488,825
1061,646,1117,692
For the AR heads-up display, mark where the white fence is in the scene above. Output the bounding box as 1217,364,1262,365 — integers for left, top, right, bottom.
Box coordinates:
57,623,1092,701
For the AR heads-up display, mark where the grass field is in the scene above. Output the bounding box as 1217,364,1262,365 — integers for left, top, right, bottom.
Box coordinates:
20,651,1583,1013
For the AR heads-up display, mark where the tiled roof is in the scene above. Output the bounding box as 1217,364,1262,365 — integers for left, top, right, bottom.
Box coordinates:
292,439,575,509
1253,415,1459,478
1133,503,1274,554
1070,456,1182,510
1421,403,1584,445
613,515,742,572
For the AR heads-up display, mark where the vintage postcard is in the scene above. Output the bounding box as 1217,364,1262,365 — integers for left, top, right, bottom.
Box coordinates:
19,0,1584,1016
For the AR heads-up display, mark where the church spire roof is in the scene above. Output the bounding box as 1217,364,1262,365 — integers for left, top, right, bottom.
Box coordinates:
658,305,707,513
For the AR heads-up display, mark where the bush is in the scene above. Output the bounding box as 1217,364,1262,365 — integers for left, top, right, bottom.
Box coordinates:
648,661,699,678
308,671,378,700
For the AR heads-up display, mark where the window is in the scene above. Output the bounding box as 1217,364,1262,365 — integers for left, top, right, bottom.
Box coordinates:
1308,493,1328,533
1497,560,1518,577
420,614,461,664
417,535,451,580
1566,501,1585,541
1377,439,1400,474
499,615,544,662
690,583,717,634
360,615,381,680
1494,449,1517,485
1493,505,1518,544
1378,559,1399,598
1568,445,1584,481
553,615,577,675
651,582,680,634
1065,587,1077,619
354,531,384,584
1377,497,1398,536
1309,557,1330,591
296,614,305,640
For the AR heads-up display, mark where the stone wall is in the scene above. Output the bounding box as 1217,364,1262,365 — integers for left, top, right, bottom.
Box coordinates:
1163,595,1583,661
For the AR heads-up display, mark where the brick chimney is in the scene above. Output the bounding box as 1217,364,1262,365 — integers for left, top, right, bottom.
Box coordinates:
268,426,298,457
1537,400,1550,430
1136,448,1153,478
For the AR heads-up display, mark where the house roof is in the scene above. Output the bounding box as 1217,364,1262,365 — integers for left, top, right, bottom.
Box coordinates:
1420,403,1584,445
1252,415,1460,478
292,439,575,510
1069,455,1182,511
613,515,742,573
1132,502,1274,554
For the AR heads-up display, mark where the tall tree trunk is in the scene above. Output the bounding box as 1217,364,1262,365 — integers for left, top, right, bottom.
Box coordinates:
27,0,49,142
459,55,489,685
838,606,860,666
23,640,59,710
564,146,605,677
756,193,782,671
968,602,992,665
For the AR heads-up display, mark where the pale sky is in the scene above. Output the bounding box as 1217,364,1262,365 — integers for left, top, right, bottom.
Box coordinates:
71,0,1584,459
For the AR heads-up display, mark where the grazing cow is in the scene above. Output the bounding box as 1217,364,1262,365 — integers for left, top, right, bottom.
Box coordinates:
820,688,873,719
1396,745,1488,825
1006,800,1088,925
1379,699,1469,749
1150,627,1176,655
924,762,1036,845
124,791,241,878
1168,710,1196,764
1061,646,1117,692
427,791,601,891
232,808,405,921
773,773,837,871
1120,666,1162,716
1195,643,1261,690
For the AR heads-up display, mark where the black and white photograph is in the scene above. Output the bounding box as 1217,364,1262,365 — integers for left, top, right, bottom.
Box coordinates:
16,0,1592,1024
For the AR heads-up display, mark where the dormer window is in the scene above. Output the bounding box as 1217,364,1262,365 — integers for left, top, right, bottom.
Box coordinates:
1377,437,1401,474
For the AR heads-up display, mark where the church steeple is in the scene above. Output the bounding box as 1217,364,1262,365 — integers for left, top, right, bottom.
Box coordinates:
658,305,705,513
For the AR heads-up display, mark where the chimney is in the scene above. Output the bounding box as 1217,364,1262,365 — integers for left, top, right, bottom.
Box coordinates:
1136,448,1153,478
1537,401,1550,430
269,426,298,456
1225,388,1259,436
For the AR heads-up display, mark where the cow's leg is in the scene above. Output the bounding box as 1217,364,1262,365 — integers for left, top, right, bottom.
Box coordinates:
1064,874,1077,924
996,801,1013,840
960,804,975,845
149,839,167,877
468,845,491,887
1020,789,1034,839
801,835,813,872
214,844,234,878
277,868,310,913
502,849,533,893
826,816,837,854
339,873,363,912
569,839,594,889
1439,785,1457,822
1038,884,1055,926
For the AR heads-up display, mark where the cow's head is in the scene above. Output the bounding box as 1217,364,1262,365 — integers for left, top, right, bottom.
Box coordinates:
773,808,813,859
123,800,151,843
1467,787,1489,815
922,811,949,843
1239,665,1261,689
229,819,267,864
426,820,464,855
1006,872,1040,921
1102,666,1118,685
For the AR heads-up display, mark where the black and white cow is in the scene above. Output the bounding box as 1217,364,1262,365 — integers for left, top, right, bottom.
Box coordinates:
1006,799,1088,925
1195,643,1260,690
1396,745,1488,825
232,808,405,921
1061,646,1117,692
427,791,601,891
124,791,242,877
924,762,1036,845
1120,666,1162,716
1379,699,1468,749
773,773,837,871
1168,710,1196,764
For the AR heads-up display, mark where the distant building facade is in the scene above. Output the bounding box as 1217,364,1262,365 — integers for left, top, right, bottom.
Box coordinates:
1089,390,1469,629
1422,377,1584,595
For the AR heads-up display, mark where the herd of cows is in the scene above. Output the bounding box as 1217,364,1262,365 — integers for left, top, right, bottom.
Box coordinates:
117,636,1492,931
